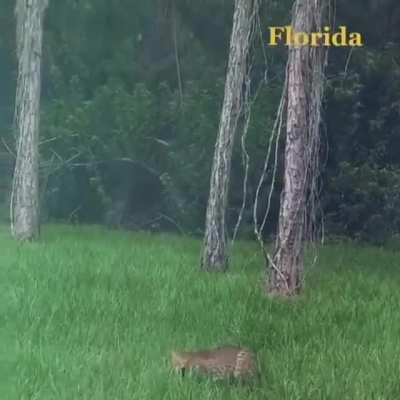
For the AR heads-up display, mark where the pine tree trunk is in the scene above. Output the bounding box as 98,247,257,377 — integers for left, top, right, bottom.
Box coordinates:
10,0,48,241
201,0,256,271
267,0,324,296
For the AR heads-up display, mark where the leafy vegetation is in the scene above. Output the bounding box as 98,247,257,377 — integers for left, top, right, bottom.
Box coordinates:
0,1,399,241
2,225,399,399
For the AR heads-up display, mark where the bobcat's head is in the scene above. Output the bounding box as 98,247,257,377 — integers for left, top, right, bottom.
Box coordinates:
171,351,188,376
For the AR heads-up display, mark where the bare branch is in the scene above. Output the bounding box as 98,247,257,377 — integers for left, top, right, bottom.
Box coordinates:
1,138,16,159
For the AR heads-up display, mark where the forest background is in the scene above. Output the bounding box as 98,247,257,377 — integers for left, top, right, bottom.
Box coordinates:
1,0,400,244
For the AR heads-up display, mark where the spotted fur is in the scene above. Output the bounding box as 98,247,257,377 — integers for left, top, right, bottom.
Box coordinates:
171,346,258,381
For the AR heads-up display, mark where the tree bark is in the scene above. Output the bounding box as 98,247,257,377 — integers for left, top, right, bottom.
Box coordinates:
200,0,256,271
10,0,48,240
267,0,325,296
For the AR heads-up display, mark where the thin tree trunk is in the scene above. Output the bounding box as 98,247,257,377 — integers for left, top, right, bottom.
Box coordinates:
172,0,183,107
10,0,48,240
267,0,326,296
200,0,257,272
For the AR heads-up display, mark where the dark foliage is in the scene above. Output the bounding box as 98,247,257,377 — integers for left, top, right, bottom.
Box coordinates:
1,0,399,242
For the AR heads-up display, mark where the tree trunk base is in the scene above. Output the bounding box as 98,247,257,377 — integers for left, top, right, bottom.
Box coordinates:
200,247,228,272
265,256,303,297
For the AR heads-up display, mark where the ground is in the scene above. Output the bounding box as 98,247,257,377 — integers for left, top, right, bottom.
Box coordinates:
2,224,400,399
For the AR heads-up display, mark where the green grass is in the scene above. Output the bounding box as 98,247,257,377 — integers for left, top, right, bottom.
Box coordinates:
2,224,400,399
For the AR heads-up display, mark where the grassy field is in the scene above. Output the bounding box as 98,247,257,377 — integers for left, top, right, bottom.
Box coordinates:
2,224,400,399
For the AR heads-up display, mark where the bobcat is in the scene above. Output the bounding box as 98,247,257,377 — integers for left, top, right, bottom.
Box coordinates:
171,346,259,382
